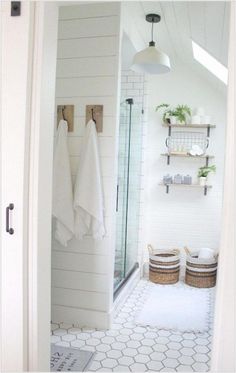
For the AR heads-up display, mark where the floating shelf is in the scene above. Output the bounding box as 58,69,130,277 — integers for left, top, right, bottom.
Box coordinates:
161,153,214,165
162,123,216,137
159,182,212,196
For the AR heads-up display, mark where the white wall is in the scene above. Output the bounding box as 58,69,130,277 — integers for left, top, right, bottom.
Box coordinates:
52,2,121,328
143,64,226,263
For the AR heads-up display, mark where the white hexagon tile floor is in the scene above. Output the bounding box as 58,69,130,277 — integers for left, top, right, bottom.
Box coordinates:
51,279,214,372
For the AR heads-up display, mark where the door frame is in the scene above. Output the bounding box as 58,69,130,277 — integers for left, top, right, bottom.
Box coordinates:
1,0,235,372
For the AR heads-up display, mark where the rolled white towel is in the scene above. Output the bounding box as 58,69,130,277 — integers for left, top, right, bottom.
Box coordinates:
198,248,215,259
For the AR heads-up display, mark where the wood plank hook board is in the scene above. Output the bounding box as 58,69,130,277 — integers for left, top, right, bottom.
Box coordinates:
86,105,103,133
57,105,74,132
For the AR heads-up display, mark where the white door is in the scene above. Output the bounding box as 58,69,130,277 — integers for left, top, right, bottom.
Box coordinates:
0,2,58,371
1,2,34,371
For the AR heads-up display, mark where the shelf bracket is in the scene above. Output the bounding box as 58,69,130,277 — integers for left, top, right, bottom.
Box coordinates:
204,186,207,196
167,155,170,165
166,185,169,194
207,126,210,137
168,126,171,136
205,156,209,167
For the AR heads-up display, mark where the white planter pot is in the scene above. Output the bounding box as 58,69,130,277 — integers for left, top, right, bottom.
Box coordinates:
199,177,207,186
170,116,177,124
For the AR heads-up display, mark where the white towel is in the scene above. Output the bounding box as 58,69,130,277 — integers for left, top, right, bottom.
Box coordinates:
52,120,74,246
198,248,215,259
74,120,105,240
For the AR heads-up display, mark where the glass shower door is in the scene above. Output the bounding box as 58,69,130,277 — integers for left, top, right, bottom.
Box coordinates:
114,98,142,294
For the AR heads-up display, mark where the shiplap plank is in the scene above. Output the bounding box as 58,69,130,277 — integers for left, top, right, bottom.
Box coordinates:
205,2,226,61
57,37,118,59
52,305,109,328
68,136,116,157
52,269,109,292
57,56,117,78
58,16,119,39
52,237,111,256
52,287,109,311
56,76,116,98
52,251,109,274
59,3,120,20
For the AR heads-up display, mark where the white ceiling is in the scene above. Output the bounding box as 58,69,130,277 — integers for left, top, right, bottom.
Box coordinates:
123,1,230,92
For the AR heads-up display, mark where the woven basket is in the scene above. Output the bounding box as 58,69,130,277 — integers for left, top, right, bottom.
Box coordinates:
148,245,180,285
185,248,218,288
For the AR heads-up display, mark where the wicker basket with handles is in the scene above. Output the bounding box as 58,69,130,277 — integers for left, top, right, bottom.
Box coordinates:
184,247,218,288
148,245,180,285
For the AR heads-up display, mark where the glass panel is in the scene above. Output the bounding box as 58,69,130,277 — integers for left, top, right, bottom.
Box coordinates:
114,100,142,293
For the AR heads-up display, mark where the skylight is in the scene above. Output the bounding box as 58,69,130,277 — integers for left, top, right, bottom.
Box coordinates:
192,40,228,85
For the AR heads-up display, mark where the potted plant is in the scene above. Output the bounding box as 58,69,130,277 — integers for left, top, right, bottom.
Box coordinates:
198,165,216,186
156,103,175,124
156,104,191,125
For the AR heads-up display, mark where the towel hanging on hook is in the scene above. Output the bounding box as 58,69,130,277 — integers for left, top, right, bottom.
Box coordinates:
61,106,66,121
91,108,96,124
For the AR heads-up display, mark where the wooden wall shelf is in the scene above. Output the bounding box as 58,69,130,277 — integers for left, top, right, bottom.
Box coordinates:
162,123,216,137
161,153,214,165
159,182,212,196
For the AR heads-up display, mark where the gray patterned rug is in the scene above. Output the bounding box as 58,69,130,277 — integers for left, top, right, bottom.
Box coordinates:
51,345,95,371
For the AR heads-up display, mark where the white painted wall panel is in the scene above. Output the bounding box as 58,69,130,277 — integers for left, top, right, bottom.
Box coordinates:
52,2,121,327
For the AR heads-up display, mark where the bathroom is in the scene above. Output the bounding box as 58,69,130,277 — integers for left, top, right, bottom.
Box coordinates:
1,1,234,373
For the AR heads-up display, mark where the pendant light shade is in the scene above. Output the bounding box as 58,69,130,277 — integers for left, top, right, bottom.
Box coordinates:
131,14,171,75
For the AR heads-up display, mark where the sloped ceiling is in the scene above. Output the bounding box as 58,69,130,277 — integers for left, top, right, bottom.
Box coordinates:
123,1,230,93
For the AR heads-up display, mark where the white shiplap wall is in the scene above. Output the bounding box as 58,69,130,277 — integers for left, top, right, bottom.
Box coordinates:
52,2,121,328
143,64,226,265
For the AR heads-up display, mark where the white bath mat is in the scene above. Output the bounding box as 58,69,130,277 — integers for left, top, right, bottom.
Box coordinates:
51,345,95,371
135,282,211,333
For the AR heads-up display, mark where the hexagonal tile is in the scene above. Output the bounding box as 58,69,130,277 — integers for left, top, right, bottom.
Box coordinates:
120,328,133,336
123,348,138,357
166,349,181,359
71,340,85,348
94,352,106,361
51,335,61,344
51,323,59,331
127,340,141,349
161,368,176,372
193,353,209,363
118,356,135,366
68,327,82,335
150,352,166,361
111,342,126,351
147,360,163,371
168,342,182,350
169,334,183,342
134,327,146,333
141,338,154,346
61,334,76,342
153,344,168,353
101,358,118,368
101,336,115,344
156,337,169,345
182,339,196,348
183,333,196,340
53,328,67,336
96,344,111,352
176,365,194,372
130,333,144,341
158,330,171,337
138,346,153,355
180,347,195,356
86,338,100,346
144,331,157,339
194,345,209,354
195,338,209,346
162,358,179,368
107,349,122,359
106,329,119,337
82,327,95,333
178,355,194,365
81,345,95,352
91,331,106,339
192,362,209,372
134,354,150,364
130,363,147,371
116,335,130,343
113,365,130,372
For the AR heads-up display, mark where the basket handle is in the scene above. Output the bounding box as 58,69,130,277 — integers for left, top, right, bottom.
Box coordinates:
184,246,191,256
206,137,209,149
165,137,170,148
147,244,154,254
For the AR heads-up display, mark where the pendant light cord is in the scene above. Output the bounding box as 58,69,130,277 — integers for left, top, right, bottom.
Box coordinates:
151,21,154,43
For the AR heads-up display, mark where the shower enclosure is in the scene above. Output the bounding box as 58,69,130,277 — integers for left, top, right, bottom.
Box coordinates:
114,98,143,296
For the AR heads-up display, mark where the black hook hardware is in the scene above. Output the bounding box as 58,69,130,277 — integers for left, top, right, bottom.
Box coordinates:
6,203,14,235
91,108,96,124
11,2,21,16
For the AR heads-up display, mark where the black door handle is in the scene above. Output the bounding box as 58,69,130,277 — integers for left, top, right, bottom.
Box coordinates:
6,203,14,235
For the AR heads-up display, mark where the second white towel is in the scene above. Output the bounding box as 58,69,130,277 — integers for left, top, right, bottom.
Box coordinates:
74,120,105,240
